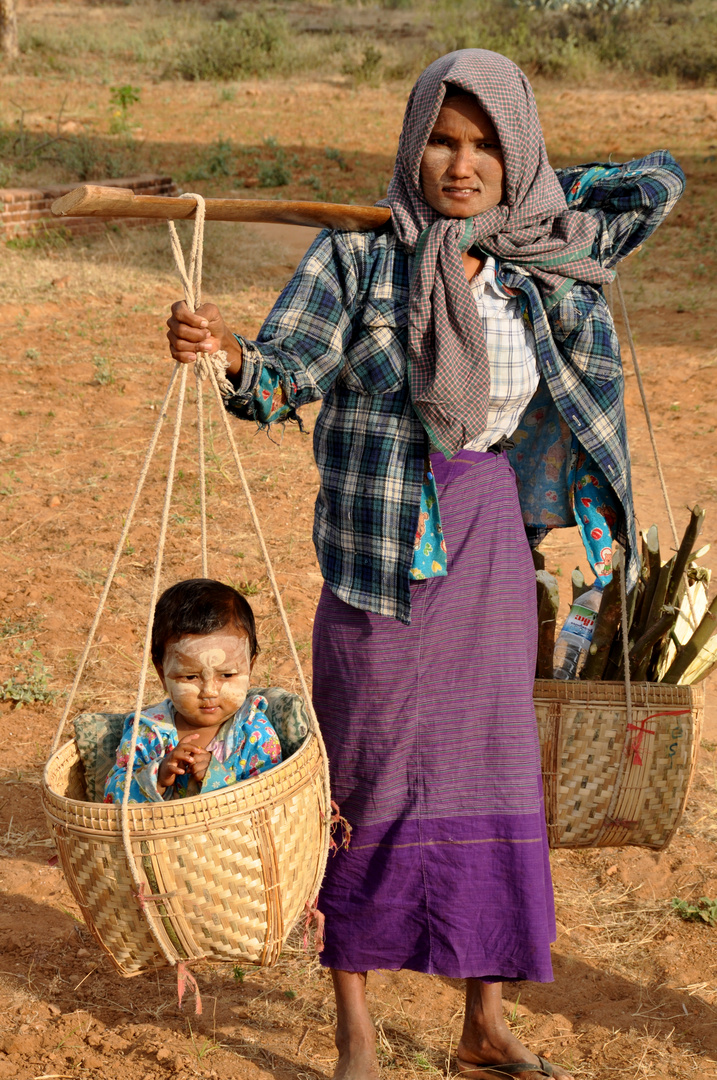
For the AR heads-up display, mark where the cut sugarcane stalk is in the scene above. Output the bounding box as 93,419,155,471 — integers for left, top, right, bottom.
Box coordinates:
665,504,705,612
631,557,674,681
604,579,640,681
536,569,559,679
632,525,660,643
532,550,546,572
662,594,717,684
571,567,586,603
655,577,709,680
581,550,623,681
629,611,676,679
679,631,717,684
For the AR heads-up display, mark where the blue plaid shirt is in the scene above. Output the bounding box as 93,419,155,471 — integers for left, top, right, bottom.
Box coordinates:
227,152,685,623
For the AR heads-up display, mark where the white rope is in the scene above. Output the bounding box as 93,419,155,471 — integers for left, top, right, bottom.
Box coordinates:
120,363,189,966
120,195,330,954
167,193,205,312
615,271,680,550
195,372,209,578
50,366,180,755
168,192,235,400
618,547,632,727
615,270,698,629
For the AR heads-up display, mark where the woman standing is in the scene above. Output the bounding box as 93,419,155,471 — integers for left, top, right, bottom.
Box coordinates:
167,50,683,1080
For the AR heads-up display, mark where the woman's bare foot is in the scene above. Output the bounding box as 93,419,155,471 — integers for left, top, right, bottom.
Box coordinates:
331,969,380,1080
457,979,574,1080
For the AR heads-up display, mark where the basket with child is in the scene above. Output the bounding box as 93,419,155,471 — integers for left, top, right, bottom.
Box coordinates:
42,236,332,980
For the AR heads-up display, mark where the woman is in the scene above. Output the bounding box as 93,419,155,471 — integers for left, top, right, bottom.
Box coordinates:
167,49,683,1080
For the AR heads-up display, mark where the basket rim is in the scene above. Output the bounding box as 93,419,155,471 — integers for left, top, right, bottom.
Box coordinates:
533,678,702,705
42,728,317,824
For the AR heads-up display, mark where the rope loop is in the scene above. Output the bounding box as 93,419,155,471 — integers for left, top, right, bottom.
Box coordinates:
167,193,234,396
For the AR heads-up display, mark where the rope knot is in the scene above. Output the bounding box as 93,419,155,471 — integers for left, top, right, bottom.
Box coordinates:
168,193,235,398
193,349,234,398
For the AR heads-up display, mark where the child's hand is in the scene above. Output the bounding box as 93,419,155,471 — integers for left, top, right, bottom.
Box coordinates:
157,733,212,791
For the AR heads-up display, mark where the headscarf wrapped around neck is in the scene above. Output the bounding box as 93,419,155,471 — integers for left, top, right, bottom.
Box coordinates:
379,48,613,458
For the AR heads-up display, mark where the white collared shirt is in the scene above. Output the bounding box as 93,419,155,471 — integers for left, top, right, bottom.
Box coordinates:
463,256,539,452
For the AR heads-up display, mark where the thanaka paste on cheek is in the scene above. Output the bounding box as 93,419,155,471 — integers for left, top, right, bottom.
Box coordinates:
161,632,252,721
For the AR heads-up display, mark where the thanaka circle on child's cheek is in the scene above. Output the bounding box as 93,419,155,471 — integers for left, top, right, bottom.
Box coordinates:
155,628,252,731
419,95,505,219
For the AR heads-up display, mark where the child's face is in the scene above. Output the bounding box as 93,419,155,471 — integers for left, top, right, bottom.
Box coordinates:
155,626,253,729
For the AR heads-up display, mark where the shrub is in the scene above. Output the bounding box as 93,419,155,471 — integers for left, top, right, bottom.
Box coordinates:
184,138,236,182
426,0,716,86
623,0,717,83
108,84,141,134
258,159,292,188
172,13,289,81
672,897,717,926
1,661,56,706
343,45,384,86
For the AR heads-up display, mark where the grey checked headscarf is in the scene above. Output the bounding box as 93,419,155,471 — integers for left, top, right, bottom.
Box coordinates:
379,49,613,458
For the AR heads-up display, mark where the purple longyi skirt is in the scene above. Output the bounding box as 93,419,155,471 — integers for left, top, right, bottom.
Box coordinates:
312,449,555,981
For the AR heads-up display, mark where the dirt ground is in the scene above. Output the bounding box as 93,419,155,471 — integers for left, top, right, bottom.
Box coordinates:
2,13,717,1078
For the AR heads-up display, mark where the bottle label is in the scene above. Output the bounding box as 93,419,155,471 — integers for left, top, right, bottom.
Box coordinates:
563,603,597,642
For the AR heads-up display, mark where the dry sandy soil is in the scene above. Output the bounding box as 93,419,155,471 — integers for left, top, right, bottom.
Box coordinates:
2,13,717,1079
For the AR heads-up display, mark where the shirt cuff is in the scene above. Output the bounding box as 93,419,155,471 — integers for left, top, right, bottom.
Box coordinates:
229,334,264,399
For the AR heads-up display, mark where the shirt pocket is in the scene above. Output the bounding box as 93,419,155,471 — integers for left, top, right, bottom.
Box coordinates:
549,289,621,384
341,297,407,395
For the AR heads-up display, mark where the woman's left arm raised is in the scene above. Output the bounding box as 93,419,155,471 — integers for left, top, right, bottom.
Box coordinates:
556,150,686,268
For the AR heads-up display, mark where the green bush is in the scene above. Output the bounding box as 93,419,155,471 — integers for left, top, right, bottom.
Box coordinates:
184,138,236,182
672,896,717,926
343,44,384,85
425,0,716,86
622,0,717,83
1,661,56,706
13,0,717,90
172,13,289,81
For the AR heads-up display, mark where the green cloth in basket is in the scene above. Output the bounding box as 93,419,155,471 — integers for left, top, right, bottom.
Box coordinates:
73,688,311,803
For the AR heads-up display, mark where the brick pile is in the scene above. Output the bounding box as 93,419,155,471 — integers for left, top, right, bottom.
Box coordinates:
0,174,179,241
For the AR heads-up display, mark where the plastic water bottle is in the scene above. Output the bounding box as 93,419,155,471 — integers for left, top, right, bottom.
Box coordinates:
553,584,603,680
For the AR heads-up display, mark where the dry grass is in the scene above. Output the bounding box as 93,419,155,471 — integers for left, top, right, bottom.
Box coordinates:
0,816,54,855
681,747,717,843
554,877,673,971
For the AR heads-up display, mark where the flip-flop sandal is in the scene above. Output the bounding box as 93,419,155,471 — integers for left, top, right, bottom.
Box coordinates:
456,1054,556,1078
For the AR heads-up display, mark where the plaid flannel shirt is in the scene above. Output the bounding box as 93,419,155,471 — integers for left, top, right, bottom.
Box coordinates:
227,151,685,623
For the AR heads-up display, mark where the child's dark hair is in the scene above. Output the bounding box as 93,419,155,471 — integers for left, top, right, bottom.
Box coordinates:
151,579,259,667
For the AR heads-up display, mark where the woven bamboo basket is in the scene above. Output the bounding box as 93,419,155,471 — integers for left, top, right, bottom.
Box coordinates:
534,678,703,850
42,730,329,977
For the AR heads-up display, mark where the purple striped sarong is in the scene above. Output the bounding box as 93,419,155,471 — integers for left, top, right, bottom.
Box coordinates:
312,449,555,981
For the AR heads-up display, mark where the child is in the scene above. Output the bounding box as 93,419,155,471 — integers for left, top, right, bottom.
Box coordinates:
104,578,282,803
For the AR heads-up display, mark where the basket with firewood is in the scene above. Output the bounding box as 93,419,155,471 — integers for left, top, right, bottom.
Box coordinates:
533,507,710,851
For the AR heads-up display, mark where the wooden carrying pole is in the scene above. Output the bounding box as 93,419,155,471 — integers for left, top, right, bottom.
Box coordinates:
51,184,392,232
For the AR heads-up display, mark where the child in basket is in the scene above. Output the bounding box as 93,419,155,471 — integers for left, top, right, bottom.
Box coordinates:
104,578,282,804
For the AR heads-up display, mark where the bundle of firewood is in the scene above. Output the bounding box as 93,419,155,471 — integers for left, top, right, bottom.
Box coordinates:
534,505,717,684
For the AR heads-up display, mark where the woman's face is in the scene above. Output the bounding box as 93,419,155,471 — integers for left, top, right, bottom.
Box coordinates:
420,94,505,219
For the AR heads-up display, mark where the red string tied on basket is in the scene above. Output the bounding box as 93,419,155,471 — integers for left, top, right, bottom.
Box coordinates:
627,709,691,766
329,798,352,855
303,897,326,954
